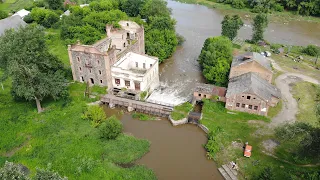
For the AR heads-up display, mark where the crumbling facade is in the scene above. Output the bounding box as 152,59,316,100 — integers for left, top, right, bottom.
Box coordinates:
193,83,227,102
68,20,156,93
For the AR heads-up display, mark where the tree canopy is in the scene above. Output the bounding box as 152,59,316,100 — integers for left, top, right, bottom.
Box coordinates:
0,25,68,113
251,13,268,43
198,36,233,86
46,0,63,10
221,15,244,41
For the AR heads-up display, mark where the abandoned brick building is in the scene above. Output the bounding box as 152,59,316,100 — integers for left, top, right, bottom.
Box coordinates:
225,72,280,116
193,83,227,102
68,20,159,95
229,52,273,83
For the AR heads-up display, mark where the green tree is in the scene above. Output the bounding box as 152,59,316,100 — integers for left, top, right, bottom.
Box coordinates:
89,0,119,12
198,36,233,86
148,15,176,30
0,25,68,113
99,116,123,140
120,0,145,17
30,8,59,28
46,0,63,10
302,45,320,57
221,15,244,40
0,10,8,20
0,161,29,180
82,105,107,127
140,0,170,19
252,13,268,43
145,29,178,62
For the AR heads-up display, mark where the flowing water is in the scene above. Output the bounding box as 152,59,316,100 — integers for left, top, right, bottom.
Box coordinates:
147,0,320,106
102,107,223,180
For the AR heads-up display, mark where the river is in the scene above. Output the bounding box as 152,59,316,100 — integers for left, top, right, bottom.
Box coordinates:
147,0,320,106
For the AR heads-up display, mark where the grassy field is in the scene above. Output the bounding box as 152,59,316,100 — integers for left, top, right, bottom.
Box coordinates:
175,0,320,23
170,102,193,120
0,78,155,179
0,0,33,13
200,100,318,179
268,100,282,118
46,29,70,67
292,82,319,126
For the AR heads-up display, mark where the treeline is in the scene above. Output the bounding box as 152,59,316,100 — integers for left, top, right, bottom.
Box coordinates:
215,0,320,16
22,0,178,62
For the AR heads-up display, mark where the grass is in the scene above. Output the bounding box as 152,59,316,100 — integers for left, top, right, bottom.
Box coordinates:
268,100,282,118
200,100,320,179
132,113,155,121
0,78,156,179
170,102,193,120
175,0,320,23
292,82,319,126
0,0,33,13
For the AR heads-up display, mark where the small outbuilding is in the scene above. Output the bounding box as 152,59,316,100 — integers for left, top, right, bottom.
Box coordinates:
193,83,227,102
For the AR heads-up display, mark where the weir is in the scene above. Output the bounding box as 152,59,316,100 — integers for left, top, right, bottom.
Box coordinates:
101,94,174,117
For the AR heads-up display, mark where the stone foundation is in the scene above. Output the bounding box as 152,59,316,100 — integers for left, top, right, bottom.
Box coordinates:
168,115,188,126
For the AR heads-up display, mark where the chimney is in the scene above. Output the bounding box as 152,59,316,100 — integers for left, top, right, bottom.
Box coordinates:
106,25,113,37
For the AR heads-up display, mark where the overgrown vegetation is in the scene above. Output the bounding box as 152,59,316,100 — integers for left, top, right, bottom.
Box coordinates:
170,102,193,120
251,13,269,43
221,14,243,41
81,105,107,127
132,112,155,121
198,36,233,86
99,116,123,140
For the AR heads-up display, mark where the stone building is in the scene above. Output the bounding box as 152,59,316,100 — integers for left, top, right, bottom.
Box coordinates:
225,72,280,116
229,52,273,83
68,20,148,90
111,52,159,92
193,83,227,102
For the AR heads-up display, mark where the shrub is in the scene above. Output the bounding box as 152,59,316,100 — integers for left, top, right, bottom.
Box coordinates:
132,113,155,121
99,116,123,140
30,8,60,28
272,4,284,12
302,45,320,56
0,10,8,20
0,161,29,180
140,91,148,100
231,0,245,9
35,166,67,180
23,14,34,23
82,105,107,127
34,0,45,7
250,45,262,53
254,167,275,180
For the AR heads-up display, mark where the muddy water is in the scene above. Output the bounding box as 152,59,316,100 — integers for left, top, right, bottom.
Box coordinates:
147,0,320,105
103,107,223,180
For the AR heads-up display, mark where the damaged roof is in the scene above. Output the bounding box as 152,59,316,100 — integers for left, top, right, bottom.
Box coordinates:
195,83,227,97
226,72,281,101
232,52,272,71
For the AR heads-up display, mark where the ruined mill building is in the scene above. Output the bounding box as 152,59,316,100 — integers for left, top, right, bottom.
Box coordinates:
68,21,160,97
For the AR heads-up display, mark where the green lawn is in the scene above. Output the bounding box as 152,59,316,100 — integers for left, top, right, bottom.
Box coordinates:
170,102,193,120
46,29,70,67
200,100,318,179
268,100,282,118
0,78,155,179
0,0,33,13
292,82,319,126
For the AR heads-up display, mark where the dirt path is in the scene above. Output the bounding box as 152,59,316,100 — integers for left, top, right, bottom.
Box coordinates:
268,58,320,126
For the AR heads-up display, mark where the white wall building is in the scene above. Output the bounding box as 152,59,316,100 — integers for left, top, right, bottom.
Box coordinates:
111,52,159,92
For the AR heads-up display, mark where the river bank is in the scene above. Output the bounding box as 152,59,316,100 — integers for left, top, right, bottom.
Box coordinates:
175,0,320,23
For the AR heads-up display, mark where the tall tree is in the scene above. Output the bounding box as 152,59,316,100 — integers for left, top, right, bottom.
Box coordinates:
0,25,68,113
198,36,233,86
46,0,63,10
221,15,244,41
120,0,145,17
251,13,268,43
140,0,170,19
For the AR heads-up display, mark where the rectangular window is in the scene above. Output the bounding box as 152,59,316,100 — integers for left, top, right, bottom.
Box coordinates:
136,62,138,68
241,104,245,108
249,105,252,109
254,106,258,110
247,96,251,100
236,103,240,107
79,67,82,71
77,57,80,62
125,80,130,86
115,78,120,85
143,63,146,69
81,76,84,82
100,80,103,84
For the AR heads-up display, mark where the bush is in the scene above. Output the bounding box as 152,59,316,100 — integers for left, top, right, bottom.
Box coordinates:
231,0,245,9
250,45,262,53
254,167,275,180
140,91,147,100
0,10,8,20
35,166,67,180
82,105,107,127
302,45,320,56
30,8,60,28
272,4,284,12
99,116,123,140
23,14,34,23
34,0,45,7
0,161,29,180
132,113,155,121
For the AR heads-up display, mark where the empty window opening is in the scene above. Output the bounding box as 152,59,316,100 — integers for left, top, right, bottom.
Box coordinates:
125,80,130,87
127,32,129,38
242,95,244,98
150,64,152,68
123,43,126,47
81,76,84,82
236,103,240,107
254,106,258,110
247,96,251,100
241,104,245,108
100,80,103,84
77,57,80,62
89,69,92,73
204,94,207,98
249,105,252,109
143,63,146,69
79,67,82,71
99,70,102,75
135,62,138,68
198,93,201,97
134,82,140,91
253,97,256,100
90,78,94,84
115,78,120,85
126,23,129,26
97,60,100,64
